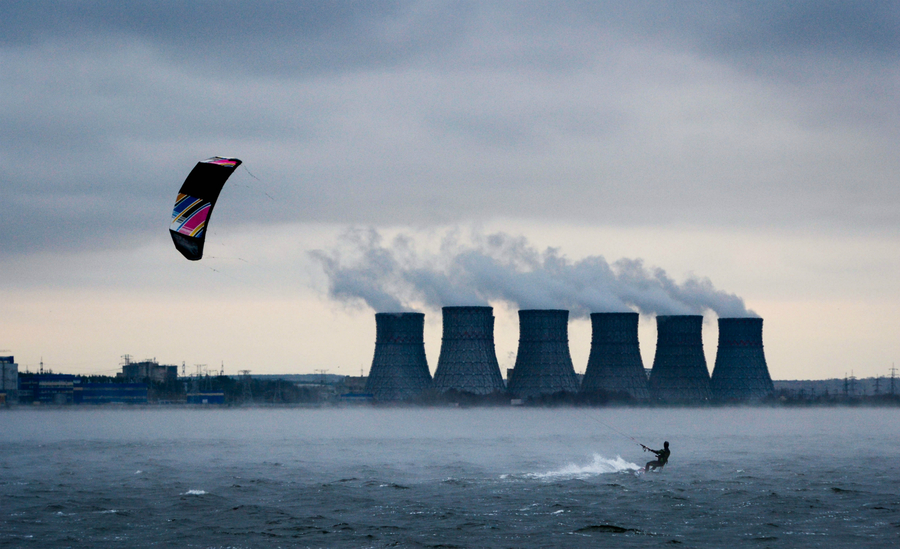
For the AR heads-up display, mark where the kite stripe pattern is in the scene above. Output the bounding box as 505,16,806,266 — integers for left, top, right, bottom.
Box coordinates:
171,194,211,237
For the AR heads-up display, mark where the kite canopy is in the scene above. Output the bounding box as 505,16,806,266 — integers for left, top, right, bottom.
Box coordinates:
170,157,242,261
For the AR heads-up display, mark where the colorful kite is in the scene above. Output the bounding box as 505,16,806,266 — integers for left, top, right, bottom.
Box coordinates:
170,157,242,260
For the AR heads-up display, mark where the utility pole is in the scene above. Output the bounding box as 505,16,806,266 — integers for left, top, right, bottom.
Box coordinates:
239,370,252,403
315,369,329,385
273,379,283,403
890,364,897,396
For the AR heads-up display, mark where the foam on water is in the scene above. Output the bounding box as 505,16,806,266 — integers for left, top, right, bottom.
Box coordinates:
181,490,207,496
528,454,639,480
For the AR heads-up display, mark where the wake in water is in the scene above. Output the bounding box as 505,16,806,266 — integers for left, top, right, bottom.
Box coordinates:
517,454,640,481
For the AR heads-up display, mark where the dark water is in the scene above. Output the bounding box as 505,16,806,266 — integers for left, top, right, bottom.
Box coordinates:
1,407,898,548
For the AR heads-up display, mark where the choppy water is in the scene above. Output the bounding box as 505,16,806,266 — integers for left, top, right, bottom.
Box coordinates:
1,407,898,548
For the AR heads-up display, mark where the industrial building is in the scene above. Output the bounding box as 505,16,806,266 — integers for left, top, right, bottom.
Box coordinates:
432,306,506,395
18,373,79,404
73,380,148,404
17,373,148,405
119,358,178,384
580,312,650,400
648,315,712,403
363,308,774,404
1,356,18,405
506,310,580,399
710,317,774,401
185,391,225,404
365,312,433,401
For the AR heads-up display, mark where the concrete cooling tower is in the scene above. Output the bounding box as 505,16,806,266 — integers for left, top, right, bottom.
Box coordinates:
710,317,774,401
507,309,580,399
648,315,712,403
365,312,432,401
580,312,649,400
432,307,506,395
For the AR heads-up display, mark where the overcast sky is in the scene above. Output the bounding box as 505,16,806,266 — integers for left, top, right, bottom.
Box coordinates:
2,1,898,380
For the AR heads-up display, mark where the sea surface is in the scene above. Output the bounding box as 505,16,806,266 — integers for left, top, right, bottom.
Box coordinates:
1,406,898,548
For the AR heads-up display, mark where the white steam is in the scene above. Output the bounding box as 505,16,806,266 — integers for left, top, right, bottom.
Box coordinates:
310,228,756,318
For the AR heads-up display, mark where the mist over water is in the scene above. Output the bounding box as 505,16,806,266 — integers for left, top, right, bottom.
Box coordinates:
311,228,756,317
2,407,897,548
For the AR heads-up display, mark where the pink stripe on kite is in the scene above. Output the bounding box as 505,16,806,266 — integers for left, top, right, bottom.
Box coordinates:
177,205,210,236
205,158,239,167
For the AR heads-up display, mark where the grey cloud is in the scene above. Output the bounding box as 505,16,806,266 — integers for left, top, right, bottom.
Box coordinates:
700,1,900,58
2,1,899,260
525,1,900,61
5,2,897,74
1,1,467,75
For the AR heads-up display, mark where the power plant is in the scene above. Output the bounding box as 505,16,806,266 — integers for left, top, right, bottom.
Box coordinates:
648,315,712,403
506,310,580,399
4,308,780,406
365,312,432,401
432,307,506,395
361,309,773,404
710,317,774,401
580,312,649,400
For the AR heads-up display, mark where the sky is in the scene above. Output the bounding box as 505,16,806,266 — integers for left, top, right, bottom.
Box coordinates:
2,1,898,380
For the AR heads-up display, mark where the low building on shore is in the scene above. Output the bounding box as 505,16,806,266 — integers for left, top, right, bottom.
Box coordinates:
1,356,18,405
119,358,178,384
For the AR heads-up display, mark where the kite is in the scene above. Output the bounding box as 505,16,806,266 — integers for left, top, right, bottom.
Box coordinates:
169,157,242,261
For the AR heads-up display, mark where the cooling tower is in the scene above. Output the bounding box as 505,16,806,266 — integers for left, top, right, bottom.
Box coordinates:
580,312,649,400
432,307,506,395
648,315,712,402
507,310,580,399
710,317,774,401
365,312,432,401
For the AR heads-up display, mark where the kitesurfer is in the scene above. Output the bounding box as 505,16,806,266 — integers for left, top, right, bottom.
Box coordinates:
642,441,670,472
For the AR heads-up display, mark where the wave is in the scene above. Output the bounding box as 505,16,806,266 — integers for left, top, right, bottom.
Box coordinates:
527,454,639,480
181,489,207,496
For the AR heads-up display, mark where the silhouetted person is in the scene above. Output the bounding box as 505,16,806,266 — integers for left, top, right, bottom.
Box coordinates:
643,441,670,472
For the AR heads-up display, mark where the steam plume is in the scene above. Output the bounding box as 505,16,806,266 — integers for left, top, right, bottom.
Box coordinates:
310,228,756,318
